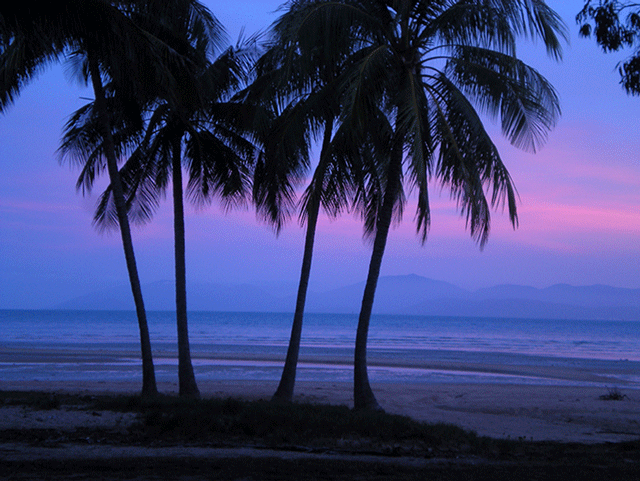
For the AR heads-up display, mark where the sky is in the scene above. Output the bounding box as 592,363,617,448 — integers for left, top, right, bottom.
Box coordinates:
1,1,639,309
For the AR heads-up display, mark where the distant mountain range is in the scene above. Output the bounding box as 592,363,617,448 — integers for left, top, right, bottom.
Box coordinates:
55,274,640,321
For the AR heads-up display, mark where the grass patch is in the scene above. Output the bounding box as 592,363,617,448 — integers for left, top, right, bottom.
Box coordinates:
0,389,482,452
599,387,629,401
130,396,483,452
2,389,640,474
0,390,81,409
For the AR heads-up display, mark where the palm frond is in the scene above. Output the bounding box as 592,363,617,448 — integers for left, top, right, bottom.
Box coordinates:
394,69,435,242
184,129,252,210
427,72,519,246
252,100,312,231
58,95,146,195
446,45,560,152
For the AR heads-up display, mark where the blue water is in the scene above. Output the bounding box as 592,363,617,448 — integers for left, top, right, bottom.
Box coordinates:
1,310,639,388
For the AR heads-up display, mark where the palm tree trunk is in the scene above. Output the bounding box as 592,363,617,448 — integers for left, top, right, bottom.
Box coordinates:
172,138,200,398
272,199,319,402
88,59,157,398
353,143,403,411
272,118,334,402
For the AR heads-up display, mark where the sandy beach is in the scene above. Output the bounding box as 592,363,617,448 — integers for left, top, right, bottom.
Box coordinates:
1,379,639,444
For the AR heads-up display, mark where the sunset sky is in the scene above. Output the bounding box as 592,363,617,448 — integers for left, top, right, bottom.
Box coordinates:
1,1,639,309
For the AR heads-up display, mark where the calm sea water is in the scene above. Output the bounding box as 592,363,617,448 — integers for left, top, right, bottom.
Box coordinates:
1,309,639,388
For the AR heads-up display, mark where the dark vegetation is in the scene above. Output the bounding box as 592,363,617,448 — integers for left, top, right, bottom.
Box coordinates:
0,390,481,451
1,390,640,480
600,387,629,400
578,1,640,95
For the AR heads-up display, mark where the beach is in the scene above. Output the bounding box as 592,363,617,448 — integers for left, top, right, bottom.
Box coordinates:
3,358,640,480
2,310,639,447
2,379,639,444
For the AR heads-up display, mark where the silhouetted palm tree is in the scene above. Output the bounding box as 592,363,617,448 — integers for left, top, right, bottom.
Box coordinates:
248,7,368,401
1,0,216,397
121,47,257,399
61,41,258,397
276,0,566,410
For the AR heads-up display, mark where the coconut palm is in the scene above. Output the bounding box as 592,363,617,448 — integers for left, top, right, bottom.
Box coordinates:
118,47,257,399
248,9,370,401
61,37,258,397
277,0,566,410
0,0,214,397
267,112,353,403
104,4,253,400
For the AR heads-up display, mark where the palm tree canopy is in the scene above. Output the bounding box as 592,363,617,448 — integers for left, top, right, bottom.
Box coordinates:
274,0,567,246
0,0,210,118
248,5,375,234
58,42,259,230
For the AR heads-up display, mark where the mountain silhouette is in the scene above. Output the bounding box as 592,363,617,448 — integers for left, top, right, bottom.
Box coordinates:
55,274,639,320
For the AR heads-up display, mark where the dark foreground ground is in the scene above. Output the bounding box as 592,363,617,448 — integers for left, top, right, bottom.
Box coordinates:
3,449,640,481
1,391,639,480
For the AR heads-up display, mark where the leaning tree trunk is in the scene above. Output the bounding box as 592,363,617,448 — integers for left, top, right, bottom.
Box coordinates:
172,139,200,398
353,143,403,411
272,200,319,402
88,59,157,398
272,118,334,402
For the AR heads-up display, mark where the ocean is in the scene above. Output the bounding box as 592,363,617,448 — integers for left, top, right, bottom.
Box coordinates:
1,309,639,388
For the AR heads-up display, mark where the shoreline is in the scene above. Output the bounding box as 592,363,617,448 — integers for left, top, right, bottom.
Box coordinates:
2,344,638,388
1,379,639,444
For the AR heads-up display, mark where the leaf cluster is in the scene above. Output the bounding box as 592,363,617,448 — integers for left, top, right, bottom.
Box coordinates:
52,4,262,231
265,0,565,247
577,1,640,94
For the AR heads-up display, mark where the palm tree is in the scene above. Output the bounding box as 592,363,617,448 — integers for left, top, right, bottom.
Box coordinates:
121,46,257,399
248,8,367,402
268,113,346,403
62,42,258,398
1,0,213,398
109,4,255,400
276,0,566,410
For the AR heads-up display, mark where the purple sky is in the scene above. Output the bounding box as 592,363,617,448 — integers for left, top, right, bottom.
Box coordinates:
1,1,639,309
